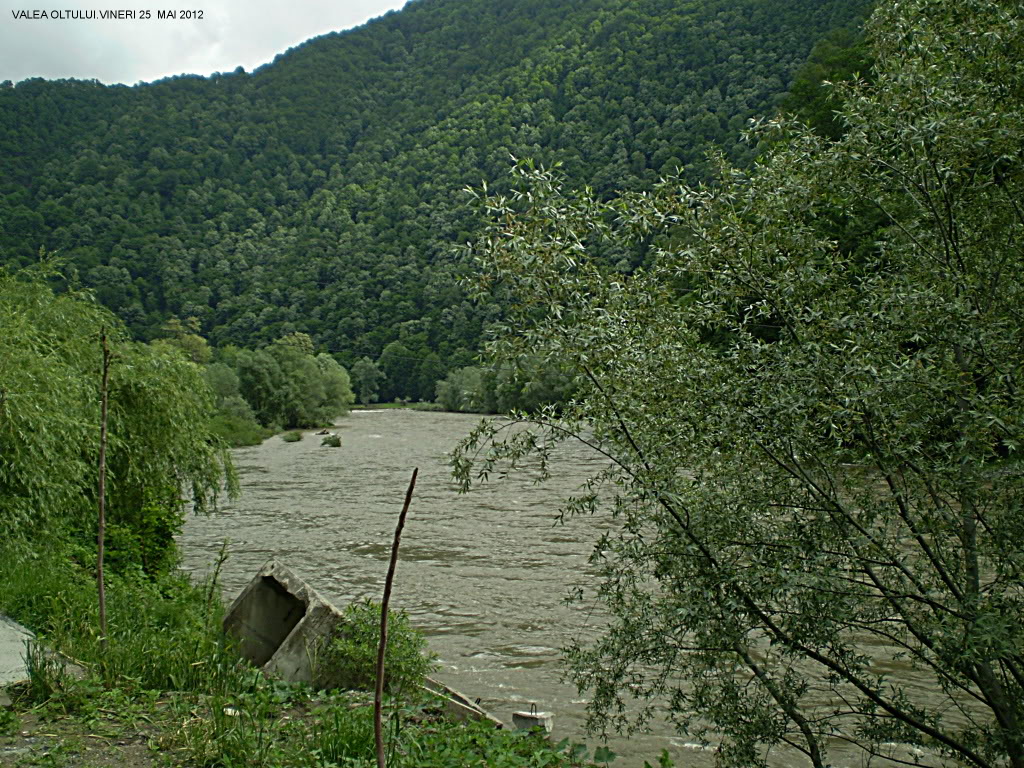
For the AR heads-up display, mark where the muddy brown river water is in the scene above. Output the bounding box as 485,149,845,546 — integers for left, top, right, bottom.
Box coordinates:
179,409,949,767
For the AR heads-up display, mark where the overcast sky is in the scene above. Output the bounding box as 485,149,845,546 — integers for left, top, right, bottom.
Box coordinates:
1,0,410,85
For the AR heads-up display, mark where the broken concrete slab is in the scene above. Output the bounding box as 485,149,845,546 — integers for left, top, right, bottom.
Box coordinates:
512,709,555,734
0,615,33,687
420,676,503,728
223,560,503,727
223,559,348,687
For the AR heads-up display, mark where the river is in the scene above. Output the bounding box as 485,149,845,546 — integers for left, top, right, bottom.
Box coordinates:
179,408,948,768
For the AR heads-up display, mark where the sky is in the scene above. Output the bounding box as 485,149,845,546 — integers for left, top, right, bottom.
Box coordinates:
1,0,410,85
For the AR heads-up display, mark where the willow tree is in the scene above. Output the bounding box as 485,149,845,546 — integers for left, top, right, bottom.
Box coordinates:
0,263,235,572
454,1,1024,765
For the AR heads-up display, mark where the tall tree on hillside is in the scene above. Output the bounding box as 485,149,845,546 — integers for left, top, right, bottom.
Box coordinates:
377,341,414,402
351,356,384,406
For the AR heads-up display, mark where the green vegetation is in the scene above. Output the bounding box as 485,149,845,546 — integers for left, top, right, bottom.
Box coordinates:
317,600,436,697
435,360,578,414
778,27,872,140
455,0,1024,765
0,544,245,698
0,263,235,570
0,544,615,768
0,0,871,401
351,356,386,406
195,331,356,446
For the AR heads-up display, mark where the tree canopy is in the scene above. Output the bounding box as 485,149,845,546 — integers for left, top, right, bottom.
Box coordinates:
0,0,870,399
455,0,1024,764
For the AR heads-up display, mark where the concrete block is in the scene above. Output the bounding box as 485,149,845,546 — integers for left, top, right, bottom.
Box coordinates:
0,615,33,687
512,709,554,734
223,560,346,687
223,560,504,727
420,676,504,728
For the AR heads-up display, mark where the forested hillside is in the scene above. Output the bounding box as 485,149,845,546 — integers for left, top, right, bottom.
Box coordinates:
0,0,870,400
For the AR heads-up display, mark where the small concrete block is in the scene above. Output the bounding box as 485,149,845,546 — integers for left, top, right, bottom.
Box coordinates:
223,560,346,687
0,616,34,687
0,689,12,710
512,710,554,734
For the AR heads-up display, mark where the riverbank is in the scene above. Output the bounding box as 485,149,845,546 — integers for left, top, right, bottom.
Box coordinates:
0,545,618,768
221,401,464,447
351,402,456,413
1,678,594,768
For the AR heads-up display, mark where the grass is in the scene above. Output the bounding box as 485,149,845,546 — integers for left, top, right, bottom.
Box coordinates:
0,542,620,768
0,540,248,700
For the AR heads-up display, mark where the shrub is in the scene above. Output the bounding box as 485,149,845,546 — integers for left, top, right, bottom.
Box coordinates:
0,265,235,568
281,430,303,442
318,600,436,697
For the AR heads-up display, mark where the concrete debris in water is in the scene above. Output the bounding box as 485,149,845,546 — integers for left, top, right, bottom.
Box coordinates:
223,559,504,727
512,707,555,734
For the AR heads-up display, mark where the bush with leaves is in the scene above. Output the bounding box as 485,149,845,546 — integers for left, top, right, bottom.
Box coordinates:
351,356,385,406
455,1,1024,765
318,600,436,698
436,366,491,412
0,262,235,570
228,340,355,429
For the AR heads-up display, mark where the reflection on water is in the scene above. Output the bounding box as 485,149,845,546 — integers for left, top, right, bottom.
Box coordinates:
179,409,945,768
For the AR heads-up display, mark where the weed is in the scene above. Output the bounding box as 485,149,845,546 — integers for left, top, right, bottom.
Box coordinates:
0,703,19,736
0,544,256,699
308,699,376,765
317,600,436,698
642,749,676,768
11,739,78,767
22,642,83,712
394,716,589,768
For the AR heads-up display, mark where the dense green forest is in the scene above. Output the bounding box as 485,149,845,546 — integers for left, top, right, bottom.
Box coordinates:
0,0,869,401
